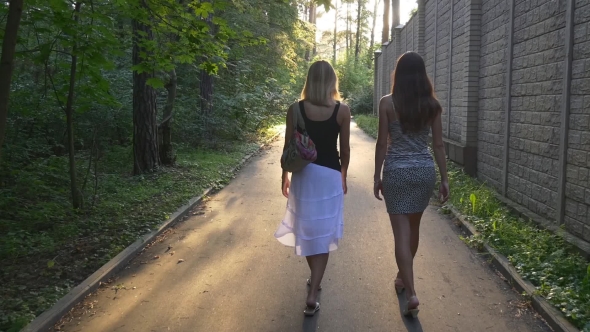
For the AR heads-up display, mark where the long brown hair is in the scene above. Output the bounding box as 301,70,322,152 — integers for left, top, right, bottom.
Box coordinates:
391,52,441,133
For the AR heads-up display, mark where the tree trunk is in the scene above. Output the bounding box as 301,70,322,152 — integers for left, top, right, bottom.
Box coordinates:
391,0,400,39
346,2,350,54
370,0,379,51
160,69,177,165
132,9,160,175
382,0,390,43
65,2,83,209
305,2,317,61
333,0,338,64
0,0,24,163
199,69,214,115
311,2,317,58
369,0,379,68
200,9,215,122
354,0,362,65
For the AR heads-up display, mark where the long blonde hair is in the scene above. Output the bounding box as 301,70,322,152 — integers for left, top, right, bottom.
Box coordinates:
300,60,341,106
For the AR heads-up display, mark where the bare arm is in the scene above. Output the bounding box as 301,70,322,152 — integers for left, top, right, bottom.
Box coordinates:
339,104,351,176
374,96,390,182
431,111,449,202
281,104,294,196
431,112,448,182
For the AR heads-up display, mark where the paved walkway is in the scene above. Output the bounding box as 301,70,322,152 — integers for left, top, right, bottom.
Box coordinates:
58,123,551,332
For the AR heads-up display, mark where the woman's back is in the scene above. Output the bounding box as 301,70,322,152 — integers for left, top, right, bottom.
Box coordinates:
385,96,433,170
297,100,341,172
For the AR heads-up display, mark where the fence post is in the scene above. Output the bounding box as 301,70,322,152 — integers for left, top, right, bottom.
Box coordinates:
432,0,438,87
446,0,454,137
502,0,515,196
417,0,425,55
557,0,575,224
374,50,382,116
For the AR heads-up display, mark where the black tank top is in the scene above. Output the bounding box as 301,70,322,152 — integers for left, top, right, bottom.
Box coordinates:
297,100,341,172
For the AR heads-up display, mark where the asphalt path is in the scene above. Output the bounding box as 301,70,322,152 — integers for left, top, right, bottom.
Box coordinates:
57,123,551,332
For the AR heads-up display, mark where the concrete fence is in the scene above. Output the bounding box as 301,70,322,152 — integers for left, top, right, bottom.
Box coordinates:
374,0,590,242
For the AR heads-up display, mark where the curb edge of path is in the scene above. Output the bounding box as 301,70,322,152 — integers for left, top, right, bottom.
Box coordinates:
23,133,281,332
443,204,580,332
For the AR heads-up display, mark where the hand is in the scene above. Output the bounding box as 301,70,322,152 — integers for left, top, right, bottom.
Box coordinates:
374,179,383,200
342,175,348,195
439,181,449,203
282,176,290,198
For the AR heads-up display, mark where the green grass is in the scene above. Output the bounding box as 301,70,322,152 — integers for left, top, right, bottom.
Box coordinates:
354,114,379,139
355,116,590,331
0,126,280,332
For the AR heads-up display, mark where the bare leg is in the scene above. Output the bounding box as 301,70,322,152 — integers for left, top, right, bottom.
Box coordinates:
396,213,422,280
409,212,423,257
305,253,329,307
390,214,419,309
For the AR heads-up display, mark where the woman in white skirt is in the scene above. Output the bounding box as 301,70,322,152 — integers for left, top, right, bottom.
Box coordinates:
275,60,350,316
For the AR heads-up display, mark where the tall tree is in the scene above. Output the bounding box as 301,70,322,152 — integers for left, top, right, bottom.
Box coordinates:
346,1,350,54
132,1,160,175
199,63,214,117
159,69,177,165
390,0,400,38
354,0,363,65
369,0,380,52
382,0,390,42
199,3,215,121
65,2,83,208
0,0,24,162
332,0,338,64
311,2,317,58
305,1,317,61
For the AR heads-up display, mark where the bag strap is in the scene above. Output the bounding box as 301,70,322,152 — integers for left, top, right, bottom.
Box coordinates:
293,101,307,132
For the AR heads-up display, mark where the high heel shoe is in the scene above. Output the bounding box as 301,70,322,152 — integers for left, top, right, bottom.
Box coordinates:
394,278,405,294
403,296,420,318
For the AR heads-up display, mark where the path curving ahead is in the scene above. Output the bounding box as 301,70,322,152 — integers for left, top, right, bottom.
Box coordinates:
57,123,550,332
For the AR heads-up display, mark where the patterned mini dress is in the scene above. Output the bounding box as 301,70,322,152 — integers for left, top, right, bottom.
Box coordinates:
382,99,436,215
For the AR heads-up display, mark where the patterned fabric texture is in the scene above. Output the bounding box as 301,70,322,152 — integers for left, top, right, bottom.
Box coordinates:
382,167,436,215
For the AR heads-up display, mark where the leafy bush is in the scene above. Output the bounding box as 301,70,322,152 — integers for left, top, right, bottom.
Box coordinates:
348,87,374,115
354,115,378,138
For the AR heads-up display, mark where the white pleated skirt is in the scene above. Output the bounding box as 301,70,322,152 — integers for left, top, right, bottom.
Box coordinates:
275,163,344,256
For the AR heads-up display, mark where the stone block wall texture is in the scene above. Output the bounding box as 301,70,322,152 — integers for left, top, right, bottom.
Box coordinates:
566,0,590,238
450,0,469,143
478,0,509,191
374,0,590,241
435,0,453,135
508,0,566,222
424,0,437,80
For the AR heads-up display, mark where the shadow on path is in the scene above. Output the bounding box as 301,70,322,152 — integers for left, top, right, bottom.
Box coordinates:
397,290,424,332
301,291,321,332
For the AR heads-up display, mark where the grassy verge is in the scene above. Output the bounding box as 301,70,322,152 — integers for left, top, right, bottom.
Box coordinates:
354,114,590,330
0,126,281,332
354,114,379,139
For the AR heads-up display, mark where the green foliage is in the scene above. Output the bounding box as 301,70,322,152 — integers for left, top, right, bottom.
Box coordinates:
447,164,590,329
354,119,590,330
354,114,378,138
335,56,373,100
348,86,373,115
0,0,313,329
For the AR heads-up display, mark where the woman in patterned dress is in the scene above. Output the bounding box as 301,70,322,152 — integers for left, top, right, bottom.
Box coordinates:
373,52,449,317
